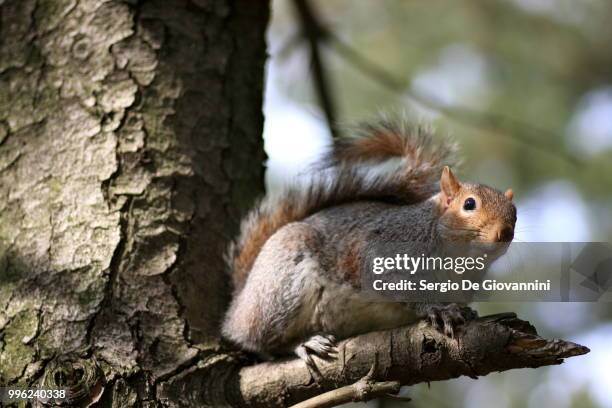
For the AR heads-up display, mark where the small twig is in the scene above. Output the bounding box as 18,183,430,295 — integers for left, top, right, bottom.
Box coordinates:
289,356,395,408
289,374,400,408
292,0,340,138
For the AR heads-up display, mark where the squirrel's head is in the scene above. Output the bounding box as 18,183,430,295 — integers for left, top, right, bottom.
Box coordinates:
435,166,516,245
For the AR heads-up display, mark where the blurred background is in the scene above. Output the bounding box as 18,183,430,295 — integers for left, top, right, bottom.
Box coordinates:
262,0,612,407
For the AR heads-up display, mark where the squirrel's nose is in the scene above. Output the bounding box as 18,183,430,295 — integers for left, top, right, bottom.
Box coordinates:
496,226,514,242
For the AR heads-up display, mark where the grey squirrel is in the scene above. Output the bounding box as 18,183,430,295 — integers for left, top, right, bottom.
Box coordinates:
222,121,516,369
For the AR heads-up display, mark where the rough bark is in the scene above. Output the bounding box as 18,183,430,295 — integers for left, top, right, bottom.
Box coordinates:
0,0,268,406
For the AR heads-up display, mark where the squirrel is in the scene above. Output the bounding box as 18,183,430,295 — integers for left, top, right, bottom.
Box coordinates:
222,120,517,370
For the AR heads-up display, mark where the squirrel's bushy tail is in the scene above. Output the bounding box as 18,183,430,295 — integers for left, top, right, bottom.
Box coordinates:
228,120,457,292
324,120,458,177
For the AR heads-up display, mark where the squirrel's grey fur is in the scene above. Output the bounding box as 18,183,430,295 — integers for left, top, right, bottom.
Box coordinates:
222,120,516,368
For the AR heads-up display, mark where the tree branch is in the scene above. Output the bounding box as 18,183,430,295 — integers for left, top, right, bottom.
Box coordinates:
228,313,588,407
292,0,340,138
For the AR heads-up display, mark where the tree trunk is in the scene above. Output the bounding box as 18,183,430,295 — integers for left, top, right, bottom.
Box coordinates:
0,0,268,406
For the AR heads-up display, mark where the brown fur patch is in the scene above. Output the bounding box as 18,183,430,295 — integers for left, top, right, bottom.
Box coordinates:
336,239,364,287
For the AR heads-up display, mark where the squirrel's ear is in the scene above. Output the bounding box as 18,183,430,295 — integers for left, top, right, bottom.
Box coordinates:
504,189,514,201
440,166,461,205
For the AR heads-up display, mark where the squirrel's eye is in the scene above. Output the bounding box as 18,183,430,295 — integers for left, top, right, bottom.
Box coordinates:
463,197,476,211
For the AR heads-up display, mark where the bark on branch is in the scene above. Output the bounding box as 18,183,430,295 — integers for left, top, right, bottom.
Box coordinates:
222,313,588,407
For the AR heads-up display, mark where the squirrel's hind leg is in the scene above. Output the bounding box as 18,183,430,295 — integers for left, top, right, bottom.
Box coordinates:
294,334,338,377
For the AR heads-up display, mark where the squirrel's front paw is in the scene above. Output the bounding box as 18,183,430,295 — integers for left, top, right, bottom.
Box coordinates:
422,304,476,338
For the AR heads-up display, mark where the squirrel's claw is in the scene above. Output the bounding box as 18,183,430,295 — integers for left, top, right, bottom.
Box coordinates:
294,334,338,381
424,304,472,339
427,310,442,331
303,334,338,358
295,334,338,380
